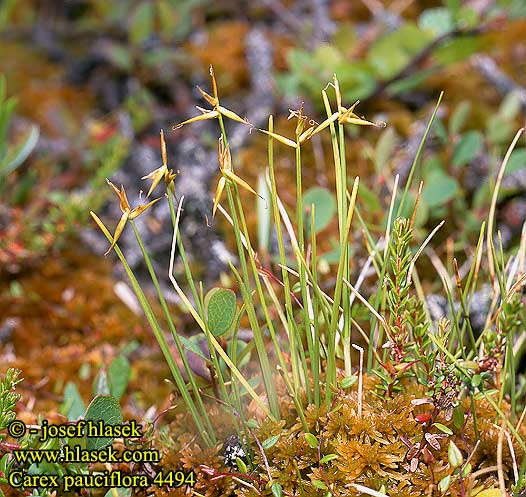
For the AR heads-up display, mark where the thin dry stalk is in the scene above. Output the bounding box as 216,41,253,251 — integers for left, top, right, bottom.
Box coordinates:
352,344,364,417
487,128,524,285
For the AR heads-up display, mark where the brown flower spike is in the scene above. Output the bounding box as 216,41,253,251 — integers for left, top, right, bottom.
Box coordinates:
141,129,178,197
103,179,161,255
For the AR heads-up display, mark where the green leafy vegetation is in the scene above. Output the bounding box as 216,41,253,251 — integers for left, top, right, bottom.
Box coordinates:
88,69,526,497
1,2,526,496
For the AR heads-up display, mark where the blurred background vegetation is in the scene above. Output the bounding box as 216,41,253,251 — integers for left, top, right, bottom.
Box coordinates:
0,0,525,423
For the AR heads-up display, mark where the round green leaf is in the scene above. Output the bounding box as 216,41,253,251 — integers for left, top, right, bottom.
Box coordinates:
108,355,130,401
452,130,483,167
303,187,336,234
449,101,471,136
319,453,338,464
312,480,328,490
418,8,453,36
262,434,280,449
448,440,463,468
340,375,358,388
271,482,282,497
506,148,526,174
433,422,453,435
304,433,318,449
93,368,111,396
85,395,123,450
206,288,237,337
422,171,459,208
438,475,451,493
61,382,85,422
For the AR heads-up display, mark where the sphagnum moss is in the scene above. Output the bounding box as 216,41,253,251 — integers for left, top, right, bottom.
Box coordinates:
93,68,526,497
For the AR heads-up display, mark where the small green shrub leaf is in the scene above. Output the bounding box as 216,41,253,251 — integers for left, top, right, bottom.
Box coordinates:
236,458,248,473
108,355,130,401
312,480,328,490
433,422,453,435
471,374,482,387
85,395,123,450
506,148,526,174
303,187,336,234
452,130,483,167
438,475,451,493
271,482,282,497
304,433,318,448
93,368,111,396
262,435,280,449
206,288,237,337
449,101,471,136
179,336,210,362
61,382,85,421
418,8,453,36
340,375,358,388
319,453,338,464
422,171,459,208
448,440,463,468
453,406,464,430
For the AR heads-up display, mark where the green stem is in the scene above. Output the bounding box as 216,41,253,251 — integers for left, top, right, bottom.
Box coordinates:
130,221,216,442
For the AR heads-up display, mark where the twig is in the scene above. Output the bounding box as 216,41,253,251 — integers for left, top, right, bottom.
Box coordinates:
366,20,498,102
352,344,364,417
472,55,526,107
497,420,506,497
258,0,304,33
486,128,524,295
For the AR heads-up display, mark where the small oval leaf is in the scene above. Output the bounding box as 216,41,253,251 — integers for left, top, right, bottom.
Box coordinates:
340,375,358,388
206,288,237,337
271,482,282,497
312,480,328,490
303,187,336,234
452,130,483,167
438,475,451,493
236,457,248,473
61,382,86,422
319,453,338,464
453,406,465,430
304,433,318,449
93,368,111,396
433,422,453,435
108,356,130,401
422,170,459,208
448,440,463,468
262,434,280,449
85,395,123,450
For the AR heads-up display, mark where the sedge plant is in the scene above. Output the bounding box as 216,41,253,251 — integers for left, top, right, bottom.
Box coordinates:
91,68,526,497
